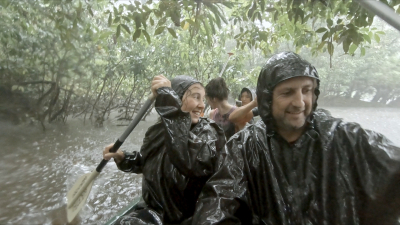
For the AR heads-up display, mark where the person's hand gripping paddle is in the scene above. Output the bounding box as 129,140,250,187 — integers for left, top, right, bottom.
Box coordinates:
66,93,155,223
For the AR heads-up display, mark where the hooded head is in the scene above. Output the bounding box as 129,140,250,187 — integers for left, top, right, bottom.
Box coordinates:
171,75,205,124
171,75,201,100
256,52,320,130
239,87,257,105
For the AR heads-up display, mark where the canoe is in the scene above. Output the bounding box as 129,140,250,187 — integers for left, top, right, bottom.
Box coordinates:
104,197,141,225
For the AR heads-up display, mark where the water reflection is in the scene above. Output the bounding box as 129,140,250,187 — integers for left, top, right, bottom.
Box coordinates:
0,108,399,224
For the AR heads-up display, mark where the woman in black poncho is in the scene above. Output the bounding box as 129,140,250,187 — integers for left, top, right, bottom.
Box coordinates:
103,75,225,224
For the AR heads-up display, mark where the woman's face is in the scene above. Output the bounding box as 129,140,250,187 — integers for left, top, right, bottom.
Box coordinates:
181,83,205,124
240,91,252,105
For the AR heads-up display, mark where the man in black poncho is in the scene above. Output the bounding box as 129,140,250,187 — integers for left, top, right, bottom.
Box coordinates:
192,52,400,225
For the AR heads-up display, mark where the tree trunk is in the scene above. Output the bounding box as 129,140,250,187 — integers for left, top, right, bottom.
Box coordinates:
90,76,107,119
49,83,74,123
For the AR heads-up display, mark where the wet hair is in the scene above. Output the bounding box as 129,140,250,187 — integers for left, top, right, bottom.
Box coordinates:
205,77,230,101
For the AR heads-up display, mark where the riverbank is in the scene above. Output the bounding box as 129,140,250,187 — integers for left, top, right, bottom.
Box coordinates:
319,96,400,108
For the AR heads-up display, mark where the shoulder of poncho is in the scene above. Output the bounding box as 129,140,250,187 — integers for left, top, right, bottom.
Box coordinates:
146,121,164,134
198,117,224,131
195,118,226,149
143,121,165,144
313,114,371,149
229,120,266,142
314,113,344,132
140,121,165,157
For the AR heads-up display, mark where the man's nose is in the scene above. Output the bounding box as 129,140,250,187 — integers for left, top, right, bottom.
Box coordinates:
292,91,305,108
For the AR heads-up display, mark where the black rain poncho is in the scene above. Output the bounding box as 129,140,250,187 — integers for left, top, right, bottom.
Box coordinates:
115,76,225,224
192,52,400,224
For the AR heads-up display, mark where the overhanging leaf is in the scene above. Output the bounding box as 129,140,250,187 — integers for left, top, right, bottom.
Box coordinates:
260,0,265,11
182,22,189,30
202,20,211,46
87,6,94,17
121,24,131,34
142,29,151,44
327,18,333,28
349,43,357,54
167,28,177,38
363,34,371,44
317,41,326,50
316,27,327,33
113,6,118,17
374,34,380,43
327,42,334,55
259,31,268,42
154,26,165,35
108,13,112,27
274,11,278,21
157,17,167,27
247,1,257,19
343,38,351,53
116,24,121,38
322,31,330,41
360,47,366,56
132,29,141,41
204,2,228,24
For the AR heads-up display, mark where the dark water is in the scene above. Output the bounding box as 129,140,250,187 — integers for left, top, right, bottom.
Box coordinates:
0,112,156,225
0,107,399,224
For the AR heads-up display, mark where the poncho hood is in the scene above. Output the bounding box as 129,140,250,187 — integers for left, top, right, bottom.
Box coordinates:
239,87,257,101
171,75,201,100
256,51,320,128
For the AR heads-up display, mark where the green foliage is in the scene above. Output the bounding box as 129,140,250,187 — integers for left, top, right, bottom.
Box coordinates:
105,0,399,60
0,0,399,127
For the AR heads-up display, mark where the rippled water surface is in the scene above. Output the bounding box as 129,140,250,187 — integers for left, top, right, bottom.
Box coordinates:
0,107,399,224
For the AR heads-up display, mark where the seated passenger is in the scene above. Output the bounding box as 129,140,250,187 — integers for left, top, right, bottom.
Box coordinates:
103,75,225,224
205,77,245,140
229,87,259,131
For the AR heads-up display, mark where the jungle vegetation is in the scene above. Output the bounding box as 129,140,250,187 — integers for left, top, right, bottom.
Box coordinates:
1,0,399,129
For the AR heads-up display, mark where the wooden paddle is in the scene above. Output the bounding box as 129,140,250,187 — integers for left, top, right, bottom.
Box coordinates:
66,94,154,223
355,0,400,32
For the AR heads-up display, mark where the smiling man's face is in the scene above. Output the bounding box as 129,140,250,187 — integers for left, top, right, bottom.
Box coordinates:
272,76,315,133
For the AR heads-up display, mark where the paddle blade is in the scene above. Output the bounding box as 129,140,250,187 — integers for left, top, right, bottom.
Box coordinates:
66,171,99,223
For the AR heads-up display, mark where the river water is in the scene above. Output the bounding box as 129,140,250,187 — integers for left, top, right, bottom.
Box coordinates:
0,107,399,224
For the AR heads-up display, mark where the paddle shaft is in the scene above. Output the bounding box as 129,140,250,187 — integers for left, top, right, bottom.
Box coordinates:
96,94,154,173
355,0,400,32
